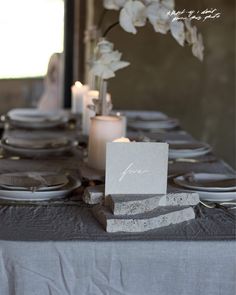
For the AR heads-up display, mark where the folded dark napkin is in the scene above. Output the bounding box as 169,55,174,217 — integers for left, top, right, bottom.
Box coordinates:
0,172,68,189
4,136,70,149
169,142,209,150
192,178,236,188
184,173,236,188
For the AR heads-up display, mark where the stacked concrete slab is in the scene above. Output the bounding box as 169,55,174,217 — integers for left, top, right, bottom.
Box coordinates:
88,188,199,233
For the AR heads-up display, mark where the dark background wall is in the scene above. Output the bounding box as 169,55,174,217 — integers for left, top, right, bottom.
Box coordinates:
94,0,236,168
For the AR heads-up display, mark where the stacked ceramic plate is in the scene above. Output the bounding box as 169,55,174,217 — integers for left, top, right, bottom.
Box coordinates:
169,141,212,159
173,173,236,201
1,134,75,157
128,118,179,131
6,109,68,129
113,110,179,131
0,172,81,201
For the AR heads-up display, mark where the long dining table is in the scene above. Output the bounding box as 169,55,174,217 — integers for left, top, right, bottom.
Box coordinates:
0,114,235,295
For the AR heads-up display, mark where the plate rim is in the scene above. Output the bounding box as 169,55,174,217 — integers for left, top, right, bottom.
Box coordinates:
0,176,81,201
174,173,236,192
8,109,66,123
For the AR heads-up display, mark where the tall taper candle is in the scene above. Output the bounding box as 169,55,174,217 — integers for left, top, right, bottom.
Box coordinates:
116,112,127,137
71,82,89,114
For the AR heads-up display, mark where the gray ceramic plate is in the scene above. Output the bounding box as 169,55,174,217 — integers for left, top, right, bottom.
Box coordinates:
0,176,81,201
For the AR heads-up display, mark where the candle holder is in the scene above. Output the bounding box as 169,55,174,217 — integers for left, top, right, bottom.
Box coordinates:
88,115,124,171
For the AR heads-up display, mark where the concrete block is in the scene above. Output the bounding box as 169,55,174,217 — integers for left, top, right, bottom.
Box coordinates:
92,205,195,233
105,192,199,215
83,184,104,205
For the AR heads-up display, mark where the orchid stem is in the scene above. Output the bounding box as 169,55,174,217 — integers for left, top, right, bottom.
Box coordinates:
103,21,119,37
100,80,108,116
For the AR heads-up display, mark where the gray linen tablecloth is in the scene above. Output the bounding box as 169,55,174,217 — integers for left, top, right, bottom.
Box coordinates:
0,240,235,295
0,128,235,295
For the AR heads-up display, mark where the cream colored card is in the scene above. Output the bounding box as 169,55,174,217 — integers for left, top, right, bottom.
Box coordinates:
105,142,169,196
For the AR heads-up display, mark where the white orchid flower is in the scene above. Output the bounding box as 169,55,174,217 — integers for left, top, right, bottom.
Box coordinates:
97,38,114,54
141,0,172,10
119,0,146,34
170,20,185,46
92,53,130,79
103,0,175,10
141,0,158,5
103,0,127,10
192,33,204,62
146,2,170,34
184,20,204,61
142,0,174,9
184,20,198,44
161,0,174,10
101,0,204,61
91,40,130,79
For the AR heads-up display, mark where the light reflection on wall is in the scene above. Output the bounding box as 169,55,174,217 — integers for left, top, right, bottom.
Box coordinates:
0,0,64,78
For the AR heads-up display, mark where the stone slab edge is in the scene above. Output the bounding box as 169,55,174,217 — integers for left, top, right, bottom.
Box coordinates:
105,192,199,215
92,205,195,233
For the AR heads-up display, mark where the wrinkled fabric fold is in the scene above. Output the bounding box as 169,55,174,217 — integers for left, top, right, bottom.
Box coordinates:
0,240,235,295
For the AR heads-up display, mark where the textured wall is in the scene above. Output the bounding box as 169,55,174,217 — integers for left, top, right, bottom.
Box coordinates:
94,0,236,168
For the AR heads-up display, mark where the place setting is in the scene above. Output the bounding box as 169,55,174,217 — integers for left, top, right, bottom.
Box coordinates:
127,115,180,132
0,171,81,202
5,108,69,129
123,137,215,165
1,134,78,158
0,108,82,158
171,172,236,203
168,140,214,164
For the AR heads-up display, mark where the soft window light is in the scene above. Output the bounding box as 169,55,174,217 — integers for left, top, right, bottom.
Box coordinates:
0,0,64,79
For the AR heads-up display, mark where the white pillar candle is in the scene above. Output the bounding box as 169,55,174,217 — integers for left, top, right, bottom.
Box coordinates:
82,91,112,135
88,116,123,170
71,82,89,114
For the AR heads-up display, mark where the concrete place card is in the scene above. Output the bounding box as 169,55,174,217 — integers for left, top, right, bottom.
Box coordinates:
105,142,169,196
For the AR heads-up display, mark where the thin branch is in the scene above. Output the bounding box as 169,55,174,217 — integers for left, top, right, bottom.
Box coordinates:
103,21,119,37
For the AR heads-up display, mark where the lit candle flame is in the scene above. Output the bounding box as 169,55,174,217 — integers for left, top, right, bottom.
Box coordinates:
113,137,130,143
